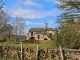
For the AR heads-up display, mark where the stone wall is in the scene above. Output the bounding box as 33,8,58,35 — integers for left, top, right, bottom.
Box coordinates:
0,46,80,60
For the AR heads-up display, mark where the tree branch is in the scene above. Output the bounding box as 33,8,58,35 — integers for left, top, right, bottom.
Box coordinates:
0,0,6,9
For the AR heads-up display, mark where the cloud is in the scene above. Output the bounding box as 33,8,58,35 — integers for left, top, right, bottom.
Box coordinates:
6,0,63,19
47,20,58,26
47,20,55,26
46,0,61,4
18,0,43,8
10,8,63,19
23,0,43,8
25,20,44,25
5,0,62,19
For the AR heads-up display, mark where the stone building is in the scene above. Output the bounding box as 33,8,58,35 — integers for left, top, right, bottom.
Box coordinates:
27,23,55,40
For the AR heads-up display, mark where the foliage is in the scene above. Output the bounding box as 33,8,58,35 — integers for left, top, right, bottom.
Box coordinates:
52,0,80,48
57,0,80,12
52,20,80,48
57,0,80,18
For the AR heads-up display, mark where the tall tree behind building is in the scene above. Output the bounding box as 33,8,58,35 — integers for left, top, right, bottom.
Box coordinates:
52,0,80,48
13,16,25,43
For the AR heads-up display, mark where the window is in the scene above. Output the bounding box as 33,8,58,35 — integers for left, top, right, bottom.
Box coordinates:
31,32,33,36
49,33,52,38
38,35,40,39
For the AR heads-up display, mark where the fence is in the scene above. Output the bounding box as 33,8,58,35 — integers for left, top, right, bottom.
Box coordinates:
0,45,80,60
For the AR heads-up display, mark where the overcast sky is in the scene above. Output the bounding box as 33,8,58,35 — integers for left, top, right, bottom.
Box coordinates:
4,0,63,34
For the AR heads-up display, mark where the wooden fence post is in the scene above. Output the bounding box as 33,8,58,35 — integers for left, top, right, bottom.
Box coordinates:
21,42,23,60
36,45,38,60
59,46,64,60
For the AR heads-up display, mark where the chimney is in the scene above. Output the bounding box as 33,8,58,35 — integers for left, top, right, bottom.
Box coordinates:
45,23,48,29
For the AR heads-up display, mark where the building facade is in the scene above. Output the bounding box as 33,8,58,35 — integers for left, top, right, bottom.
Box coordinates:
27,23,55,40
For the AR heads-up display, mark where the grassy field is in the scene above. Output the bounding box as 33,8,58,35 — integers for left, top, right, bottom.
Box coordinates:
0,57,12,60
0,41,54,48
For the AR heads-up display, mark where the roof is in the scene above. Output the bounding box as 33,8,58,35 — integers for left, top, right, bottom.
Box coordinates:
46,28,54,31
35,32,43,34
29,28,54,32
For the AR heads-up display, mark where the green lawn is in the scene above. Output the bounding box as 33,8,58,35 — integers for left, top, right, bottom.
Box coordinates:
0,41,54,48
25,43,53,48
0,57,12,60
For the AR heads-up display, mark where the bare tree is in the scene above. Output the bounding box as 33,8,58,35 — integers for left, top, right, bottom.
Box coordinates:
0,10,9,28
4,24,13,41
0,10,11,41
13,16,25,43
0,24,13,41
0,0,6,9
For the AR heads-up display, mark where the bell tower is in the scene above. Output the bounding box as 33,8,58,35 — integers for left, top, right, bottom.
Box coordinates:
45,23,48,29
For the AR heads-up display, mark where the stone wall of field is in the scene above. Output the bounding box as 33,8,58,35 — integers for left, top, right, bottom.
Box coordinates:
0,46,80,60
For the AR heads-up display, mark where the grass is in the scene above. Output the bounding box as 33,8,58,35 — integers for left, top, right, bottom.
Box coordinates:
25,43,53,48
0,57,12,60
0,41,54,48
